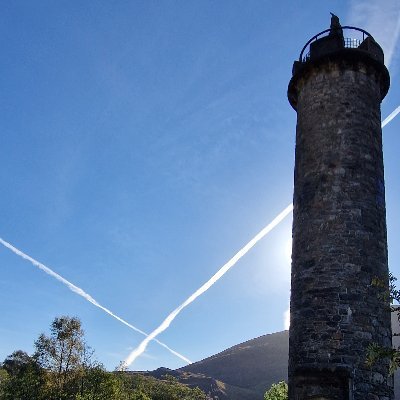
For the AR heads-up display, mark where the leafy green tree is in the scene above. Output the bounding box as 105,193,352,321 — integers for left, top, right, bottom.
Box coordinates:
264,381,288,400
0,367,9,398
1,316,208,400
134,392,152,400
125,373,207,400
35,316,85,372
34,316,90,399
75,365,130,400
1,350,46,400
3,350,32,376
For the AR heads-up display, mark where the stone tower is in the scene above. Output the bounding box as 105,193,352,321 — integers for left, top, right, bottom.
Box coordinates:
287,15,392,400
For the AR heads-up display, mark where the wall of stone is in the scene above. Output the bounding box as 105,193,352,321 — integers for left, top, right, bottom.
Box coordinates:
289,59,392,400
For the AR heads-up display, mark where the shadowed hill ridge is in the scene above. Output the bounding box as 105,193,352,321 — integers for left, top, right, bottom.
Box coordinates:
180,330,288,399
140,324,399,400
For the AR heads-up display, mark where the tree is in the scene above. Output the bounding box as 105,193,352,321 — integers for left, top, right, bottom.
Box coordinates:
1,315,208,400
0,350,46,400
0,367,9,398
264,381,288,400
3,350,33,376
34,316,90,399
75,365,131,400
35,316,86,371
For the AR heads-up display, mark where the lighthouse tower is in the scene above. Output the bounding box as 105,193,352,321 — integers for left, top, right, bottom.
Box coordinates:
288,15,392,400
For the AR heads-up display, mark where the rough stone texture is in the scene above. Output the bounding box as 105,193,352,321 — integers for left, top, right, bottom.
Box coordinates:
288,57,393,400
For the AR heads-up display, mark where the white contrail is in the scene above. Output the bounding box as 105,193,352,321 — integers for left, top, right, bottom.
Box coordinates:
3,106,398,368
122,203,294,368
0,237,191,364
123,104,400,368
382,106,400,128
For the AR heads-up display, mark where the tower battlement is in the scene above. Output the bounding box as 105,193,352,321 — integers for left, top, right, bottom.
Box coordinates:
288,22,390,110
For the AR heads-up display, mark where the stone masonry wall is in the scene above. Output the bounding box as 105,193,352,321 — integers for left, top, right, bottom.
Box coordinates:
289,60,392,400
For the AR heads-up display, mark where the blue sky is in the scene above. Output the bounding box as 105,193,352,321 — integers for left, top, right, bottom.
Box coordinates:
1,1,399,371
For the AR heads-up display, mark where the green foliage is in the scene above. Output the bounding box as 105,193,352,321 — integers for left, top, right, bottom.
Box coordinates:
367,273,400,373
34,315,86,373
0,351,46,400
125,373,207,400
264,381,288,400
366,342,399,375
0,316,207,400
75,366,130,400
34,316,89,399
0,368,9,398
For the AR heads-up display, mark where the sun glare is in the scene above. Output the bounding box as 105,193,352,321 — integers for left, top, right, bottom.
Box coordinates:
285,237,292,266
284,307,290,330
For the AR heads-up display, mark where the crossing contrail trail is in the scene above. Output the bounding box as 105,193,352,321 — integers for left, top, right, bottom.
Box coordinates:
3,106,399,368
123,104,400,368
0,237,191,364
122,203,294,368
382,105,400,128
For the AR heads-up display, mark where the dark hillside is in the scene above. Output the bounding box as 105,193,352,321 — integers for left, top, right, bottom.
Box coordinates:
140,317,400,400
180,330,288,399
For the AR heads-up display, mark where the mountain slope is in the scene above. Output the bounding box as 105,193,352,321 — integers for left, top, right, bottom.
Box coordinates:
133,367,256,400
180,330,288,399
181,324,399,399
141,318,400,399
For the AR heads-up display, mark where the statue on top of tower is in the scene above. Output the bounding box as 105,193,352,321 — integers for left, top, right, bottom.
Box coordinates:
329,12,343,38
